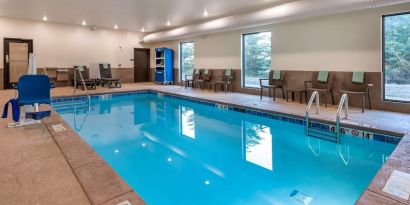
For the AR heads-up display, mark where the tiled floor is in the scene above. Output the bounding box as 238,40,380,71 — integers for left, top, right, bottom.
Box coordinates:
1,83,410,205
0,105,91,204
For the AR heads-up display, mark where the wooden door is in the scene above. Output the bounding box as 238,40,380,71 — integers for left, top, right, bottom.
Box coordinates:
4,38,33,89
134,48,150,83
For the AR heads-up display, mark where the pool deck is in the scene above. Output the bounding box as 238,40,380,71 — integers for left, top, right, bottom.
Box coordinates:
1,82,410,205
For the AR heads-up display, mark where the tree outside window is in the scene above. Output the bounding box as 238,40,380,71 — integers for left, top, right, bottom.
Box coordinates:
242,32,272,88
180,42,195,80
383,13,410,102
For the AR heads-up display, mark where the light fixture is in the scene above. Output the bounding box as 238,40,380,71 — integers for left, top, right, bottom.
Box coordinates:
42,15,48,21
81,20,87,26
114,25,118,29
203,10,208,17
141,27,145,32
167,157,172,162
166,21,171,26
204,180,210,185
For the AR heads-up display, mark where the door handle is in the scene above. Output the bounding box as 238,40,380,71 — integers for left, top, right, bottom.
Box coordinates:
5,54,9,63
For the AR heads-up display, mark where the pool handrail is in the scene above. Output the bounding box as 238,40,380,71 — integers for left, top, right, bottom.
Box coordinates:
305,91,320,134
336,94,349,143
74,67,91,110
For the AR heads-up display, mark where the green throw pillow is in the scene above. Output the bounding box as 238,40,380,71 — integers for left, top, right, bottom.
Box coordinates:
317,71,329,82
273,70,281,80
352,71,364,84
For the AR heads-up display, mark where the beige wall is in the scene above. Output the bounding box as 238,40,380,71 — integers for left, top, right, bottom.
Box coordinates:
148,3,410,73
0,16,143,69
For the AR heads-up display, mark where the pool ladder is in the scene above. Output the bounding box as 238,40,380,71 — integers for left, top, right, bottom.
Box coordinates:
73,67,91,110
305,92,348,144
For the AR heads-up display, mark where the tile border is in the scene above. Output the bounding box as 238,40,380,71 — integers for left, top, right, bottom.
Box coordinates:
52,90,404,145
42,111,145,205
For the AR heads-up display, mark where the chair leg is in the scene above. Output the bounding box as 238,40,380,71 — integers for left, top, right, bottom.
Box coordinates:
368,93,372,110
273,88,276,101
282,88,285,100
286,91,289,102
325,93,328,108
260,87,263,99
225,84,228,94
269,88,272,98
331,90,335,105
362,95,365,113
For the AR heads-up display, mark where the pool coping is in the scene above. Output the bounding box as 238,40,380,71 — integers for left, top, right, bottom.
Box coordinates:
42,111,145,205
50,89,410,205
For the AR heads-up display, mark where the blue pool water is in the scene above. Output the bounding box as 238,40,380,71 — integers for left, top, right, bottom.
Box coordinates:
54,93,396,205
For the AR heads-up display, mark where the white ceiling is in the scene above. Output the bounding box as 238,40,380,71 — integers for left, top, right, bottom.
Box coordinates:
0,0,288,32
143,0,410,43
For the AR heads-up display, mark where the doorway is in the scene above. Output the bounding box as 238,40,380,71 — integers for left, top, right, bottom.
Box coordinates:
134,48,150,83
3,38,33,89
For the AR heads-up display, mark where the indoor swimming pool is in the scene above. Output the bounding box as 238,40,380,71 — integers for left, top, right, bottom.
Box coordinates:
53,92,397,205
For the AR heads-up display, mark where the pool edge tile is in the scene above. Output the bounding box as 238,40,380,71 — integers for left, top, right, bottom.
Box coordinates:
42,111,146,205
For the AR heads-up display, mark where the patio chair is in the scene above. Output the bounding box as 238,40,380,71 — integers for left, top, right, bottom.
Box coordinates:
195,69,212,90
213,69,234,93
74,65,96,90
305,71,335,107
191,69,203,90
340,71,372,113
184,69,201,89
99,64,122,88
259,70,285,101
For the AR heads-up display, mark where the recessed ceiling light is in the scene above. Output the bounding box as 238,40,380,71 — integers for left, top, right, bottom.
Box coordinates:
42,15,48,21
166,21,171,26
81,20,87,26
141,27,145,32
114,25,118,29
203,10,208,17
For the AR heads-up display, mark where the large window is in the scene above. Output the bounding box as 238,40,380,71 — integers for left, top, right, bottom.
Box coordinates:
242,32,272,88
383,12,410,102
180,42,195,80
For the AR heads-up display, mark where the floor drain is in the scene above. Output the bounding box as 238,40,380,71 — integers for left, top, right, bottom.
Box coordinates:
290,190,313,205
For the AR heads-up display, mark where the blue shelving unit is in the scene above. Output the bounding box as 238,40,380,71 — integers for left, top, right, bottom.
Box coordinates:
155,47,174,85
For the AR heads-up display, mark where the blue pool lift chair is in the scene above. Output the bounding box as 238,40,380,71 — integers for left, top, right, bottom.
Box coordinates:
8,75,53,127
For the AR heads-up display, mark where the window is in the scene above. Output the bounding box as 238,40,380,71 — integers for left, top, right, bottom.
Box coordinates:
242,32,272,88
180,42,195,80
383,12,410,102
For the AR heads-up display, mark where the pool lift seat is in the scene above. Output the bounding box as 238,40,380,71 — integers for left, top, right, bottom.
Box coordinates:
8,75,53,128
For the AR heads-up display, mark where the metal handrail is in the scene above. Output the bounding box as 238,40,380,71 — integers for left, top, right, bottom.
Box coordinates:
335,94,349,143
74,67,91,110
305,91,320,134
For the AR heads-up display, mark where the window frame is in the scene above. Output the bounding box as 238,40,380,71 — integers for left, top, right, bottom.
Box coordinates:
382,11,410,103
179,41,195,82
241,31,272,89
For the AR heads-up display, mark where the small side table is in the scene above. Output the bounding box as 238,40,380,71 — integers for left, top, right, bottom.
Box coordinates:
286,89,306,104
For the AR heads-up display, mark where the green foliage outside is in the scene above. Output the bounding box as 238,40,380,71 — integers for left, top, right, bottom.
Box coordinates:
181,42,195,79
384,14,410,84
244,32,271,87
384,14,410,101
